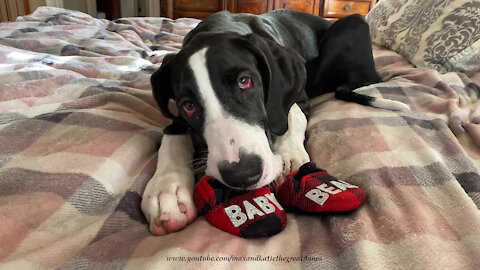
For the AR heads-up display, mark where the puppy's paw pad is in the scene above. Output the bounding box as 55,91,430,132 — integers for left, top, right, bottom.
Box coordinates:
279,147,310,173
141,178,197,236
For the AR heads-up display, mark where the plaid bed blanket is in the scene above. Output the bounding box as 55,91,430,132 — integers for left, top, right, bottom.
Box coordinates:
0,7,479,270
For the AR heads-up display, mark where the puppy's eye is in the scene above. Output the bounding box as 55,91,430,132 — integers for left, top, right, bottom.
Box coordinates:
182,101,197,117
238,76,253,90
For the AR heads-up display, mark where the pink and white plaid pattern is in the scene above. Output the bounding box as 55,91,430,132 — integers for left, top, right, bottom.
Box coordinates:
0,7,479,269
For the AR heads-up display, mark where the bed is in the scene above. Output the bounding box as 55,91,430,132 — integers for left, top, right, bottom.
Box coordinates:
1,5,479,269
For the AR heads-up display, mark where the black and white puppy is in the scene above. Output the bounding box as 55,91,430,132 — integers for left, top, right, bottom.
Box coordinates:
142,10,408,235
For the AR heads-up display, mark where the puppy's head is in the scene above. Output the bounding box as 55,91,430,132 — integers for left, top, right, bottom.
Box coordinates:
151,32,306,189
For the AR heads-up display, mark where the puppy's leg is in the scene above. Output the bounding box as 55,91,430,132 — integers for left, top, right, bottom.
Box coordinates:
274,103,310,173
141,134,197,235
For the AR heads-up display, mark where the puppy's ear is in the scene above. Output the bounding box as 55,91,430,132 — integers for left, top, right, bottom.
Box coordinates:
151,53,189,134
243,34,306,136
151,53,182,120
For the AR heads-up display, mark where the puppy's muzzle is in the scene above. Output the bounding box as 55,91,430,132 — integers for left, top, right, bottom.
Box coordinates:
218,151,263,188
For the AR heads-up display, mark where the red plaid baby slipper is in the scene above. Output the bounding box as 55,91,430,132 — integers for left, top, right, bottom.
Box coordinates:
276,162,367,213
193,176,287,238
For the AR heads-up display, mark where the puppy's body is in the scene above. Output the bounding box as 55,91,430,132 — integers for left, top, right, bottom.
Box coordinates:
183,10,330,63
142,10,407,235
183,10,386,109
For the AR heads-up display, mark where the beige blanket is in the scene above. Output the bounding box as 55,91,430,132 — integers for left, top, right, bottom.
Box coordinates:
0,7,479,269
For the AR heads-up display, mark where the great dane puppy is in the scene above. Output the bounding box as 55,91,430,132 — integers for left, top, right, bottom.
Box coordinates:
142,9,408,235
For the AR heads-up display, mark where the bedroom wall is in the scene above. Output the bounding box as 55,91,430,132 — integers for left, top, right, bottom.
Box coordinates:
63,1,88,13
121,0,135,17
29,0,46,13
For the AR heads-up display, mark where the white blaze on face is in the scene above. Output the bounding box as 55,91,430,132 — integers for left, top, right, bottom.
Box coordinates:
188,47,283,188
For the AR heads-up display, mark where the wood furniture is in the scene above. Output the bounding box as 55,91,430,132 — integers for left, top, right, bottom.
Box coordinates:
0,0,30,22
322,0,375,20
164,0,376,20
96,0,121,20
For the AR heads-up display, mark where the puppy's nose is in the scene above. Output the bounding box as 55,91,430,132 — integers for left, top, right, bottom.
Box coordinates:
218,152,263,188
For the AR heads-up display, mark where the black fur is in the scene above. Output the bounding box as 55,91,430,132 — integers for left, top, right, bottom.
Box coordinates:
151,10,380,137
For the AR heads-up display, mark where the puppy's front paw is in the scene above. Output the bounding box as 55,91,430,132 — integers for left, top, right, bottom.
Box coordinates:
280,146,310,174
141,173,197,236
275,140,310,174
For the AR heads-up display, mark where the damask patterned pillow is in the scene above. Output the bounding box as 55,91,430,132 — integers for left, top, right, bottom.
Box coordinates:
366,0,480,73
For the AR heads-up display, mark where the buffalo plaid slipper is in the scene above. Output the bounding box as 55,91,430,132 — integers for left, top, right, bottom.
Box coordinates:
276,162,367,213
193,176,287,238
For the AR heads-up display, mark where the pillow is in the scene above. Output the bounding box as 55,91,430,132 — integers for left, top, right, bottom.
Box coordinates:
366,0,480,73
